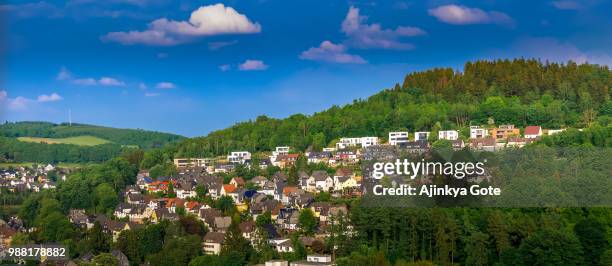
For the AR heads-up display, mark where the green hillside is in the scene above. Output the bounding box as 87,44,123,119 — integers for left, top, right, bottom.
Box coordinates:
0,122,184,149
175,59,612,157
0,122,185,164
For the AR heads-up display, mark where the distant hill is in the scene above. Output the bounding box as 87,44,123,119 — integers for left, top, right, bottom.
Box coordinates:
174,59,612,157
0,121,184,149
0,122,185,164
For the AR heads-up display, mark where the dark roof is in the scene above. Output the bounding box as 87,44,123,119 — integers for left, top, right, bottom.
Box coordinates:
311,170,330,181
204,232,226,244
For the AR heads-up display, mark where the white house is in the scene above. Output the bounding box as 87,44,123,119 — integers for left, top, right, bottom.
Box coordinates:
336,137,379,149
438,130,459,140
414,131,430,141
524,126,542,139
203,232,225,255
388,132,409,145
228,151,251,164
470,126,488,139
307,171,334,192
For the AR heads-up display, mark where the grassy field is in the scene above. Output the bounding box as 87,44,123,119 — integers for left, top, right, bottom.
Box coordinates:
17,135,111,146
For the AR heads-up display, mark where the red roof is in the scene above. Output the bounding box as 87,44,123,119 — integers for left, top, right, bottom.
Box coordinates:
283,186,298,196
232,177,245,185
223,184,237,193
524,126,541,135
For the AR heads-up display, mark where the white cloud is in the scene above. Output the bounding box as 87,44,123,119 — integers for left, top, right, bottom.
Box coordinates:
144,92,160,97
59,68,126,87
98,77,126,86
428,5,513,26
341,6,425,50
37,93,63,102
300,41,367,64
101,4,261,46
219,64,231,71
7,96,32,111
57,67,72,81
238,60,268,71
73,78,98,86
155,82,176,89
138,83,148,90
1,91,63,111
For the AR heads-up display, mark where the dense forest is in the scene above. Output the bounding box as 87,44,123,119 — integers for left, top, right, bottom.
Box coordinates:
0,122,184,163
175,59,612,157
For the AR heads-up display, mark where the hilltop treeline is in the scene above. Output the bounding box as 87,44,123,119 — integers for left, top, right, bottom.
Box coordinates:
0,122,184,163
0,137,126,163
0,121,184,149
176,59,612,157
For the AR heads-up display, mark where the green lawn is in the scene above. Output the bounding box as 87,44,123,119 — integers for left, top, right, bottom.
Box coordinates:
17,135,111,146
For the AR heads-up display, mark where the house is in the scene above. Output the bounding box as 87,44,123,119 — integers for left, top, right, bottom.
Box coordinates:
470,126,488,139
524,126,542,139
230,177,246,187
151,208,179,223
307,171,333,192
175,180,197,199
282,186,299,204
221,184,237,196
199,208,222,228
335,137,379,149
388,131,409,145
270,146,291,163
69,209,90,228
274,154,300,168
506,137,534,148
277,208,300,230
452,139,465,150
398,140,429,154
203,232,225,255
251,176,268,188
333,175,358,191
438,130,459,141
469,137,497,151
173,158,211,168
239,221,256,240
414,131,430,141
214,216,232,232
114,203,147,222
227,151,251,164
274,239,295,253
491,125,520,140
307,151,331,164
292,255,333,266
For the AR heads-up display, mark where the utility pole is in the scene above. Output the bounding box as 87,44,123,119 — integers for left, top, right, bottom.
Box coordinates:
68,108,72,126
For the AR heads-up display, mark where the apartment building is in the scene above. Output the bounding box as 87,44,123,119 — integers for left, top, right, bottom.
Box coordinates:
438,130,459,140
388,131,409,145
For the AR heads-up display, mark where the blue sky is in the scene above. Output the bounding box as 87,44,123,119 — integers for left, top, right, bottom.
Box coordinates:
1,0,611,136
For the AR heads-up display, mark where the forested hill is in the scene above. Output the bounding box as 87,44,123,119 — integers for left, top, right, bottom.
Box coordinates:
0,121,184,149
175,59,612,157
0,122,185,163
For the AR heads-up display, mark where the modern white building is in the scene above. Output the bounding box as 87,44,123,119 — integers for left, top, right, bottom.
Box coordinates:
470,126,488,139
388,131,409,145
414,131,430,141
270,146,290,163
438,130,459,140
227,151,251,164
336,137,379,149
